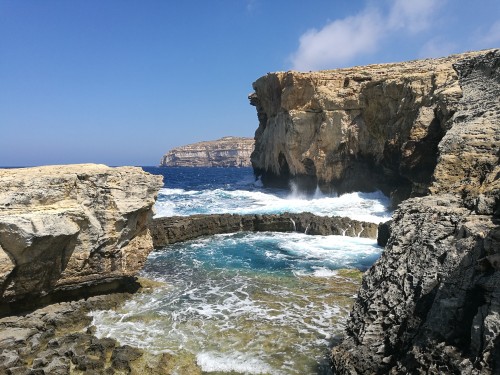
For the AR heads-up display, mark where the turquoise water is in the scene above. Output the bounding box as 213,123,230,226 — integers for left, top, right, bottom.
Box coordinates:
91,167,389,374
91,232,381,374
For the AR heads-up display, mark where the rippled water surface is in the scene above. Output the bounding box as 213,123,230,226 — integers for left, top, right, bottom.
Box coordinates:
91,167,389,374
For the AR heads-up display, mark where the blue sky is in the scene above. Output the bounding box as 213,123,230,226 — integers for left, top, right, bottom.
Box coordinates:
1,0,499,166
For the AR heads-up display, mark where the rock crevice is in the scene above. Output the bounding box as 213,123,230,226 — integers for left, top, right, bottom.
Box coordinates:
330,50,500,374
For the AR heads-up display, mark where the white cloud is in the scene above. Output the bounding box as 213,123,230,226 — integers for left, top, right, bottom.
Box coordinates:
289,0,446,71
419,37,457,59
290,8,384,71
388,0,442,33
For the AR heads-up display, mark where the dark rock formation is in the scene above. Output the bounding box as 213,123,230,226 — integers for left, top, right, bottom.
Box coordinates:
0,285,203,375
160,136,254,167
249,50,492,206
150,212,378,247
330,50,500,374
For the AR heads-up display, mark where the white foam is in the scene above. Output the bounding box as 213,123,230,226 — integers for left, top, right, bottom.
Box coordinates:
196,351,277,374
154,187,391,223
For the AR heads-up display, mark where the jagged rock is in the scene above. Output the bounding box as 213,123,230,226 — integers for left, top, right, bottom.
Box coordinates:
160,136,254,167
150,212,378,247
0,164,163,312
249,50,493,205
330,50,500,374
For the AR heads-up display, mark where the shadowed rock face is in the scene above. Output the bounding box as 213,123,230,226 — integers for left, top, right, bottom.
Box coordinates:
0,164,163,312
160,136,255,167
249,50,491,206
150,212,378,247
330,50,500,374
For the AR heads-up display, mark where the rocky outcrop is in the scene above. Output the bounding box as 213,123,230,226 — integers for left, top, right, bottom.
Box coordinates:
249,50,492,205
150,212,378,247
160,136,254,167
0,284,203,374
0,164,163,313
330,50,500,373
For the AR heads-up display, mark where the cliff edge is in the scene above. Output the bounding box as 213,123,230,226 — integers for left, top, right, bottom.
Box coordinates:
249,49,499,373
0,164,163,313
249,50,490,205
328,51,499,373
160,136,254,167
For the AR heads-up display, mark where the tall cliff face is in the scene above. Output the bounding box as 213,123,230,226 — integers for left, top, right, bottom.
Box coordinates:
330,51,500,374
249,51,488,204
0,164,163,310
160,136,254,167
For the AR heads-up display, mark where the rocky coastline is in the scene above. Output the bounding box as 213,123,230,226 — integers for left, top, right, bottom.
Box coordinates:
329,49,500,374
249,49,500,373
160,136,254,167
1,48,498,375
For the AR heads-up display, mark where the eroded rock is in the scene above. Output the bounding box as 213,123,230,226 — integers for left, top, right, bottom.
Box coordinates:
0,164,163,312
150,212,379,247
249,50,494,206
330,50,500,374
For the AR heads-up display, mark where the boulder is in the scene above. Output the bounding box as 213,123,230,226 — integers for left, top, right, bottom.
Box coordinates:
0,164,163,312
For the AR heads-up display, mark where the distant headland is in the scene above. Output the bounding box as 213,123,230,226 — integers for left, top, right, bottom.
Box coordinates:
159,136,254,167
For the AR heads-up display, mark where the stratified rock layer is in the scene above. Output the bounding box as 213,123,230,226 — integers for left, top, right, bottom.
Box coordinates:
150,212,378,247
160,136,254,167
0,164,163,312
249,50,490,204
331,50,500,373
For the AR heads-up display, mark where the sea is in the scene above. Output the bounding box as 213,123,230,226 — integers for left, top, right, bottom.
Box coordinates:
90,166,392,375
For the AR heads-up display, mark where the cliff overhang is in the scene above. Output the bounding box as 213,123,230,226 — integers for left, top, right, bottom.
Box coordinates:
249,50,495,206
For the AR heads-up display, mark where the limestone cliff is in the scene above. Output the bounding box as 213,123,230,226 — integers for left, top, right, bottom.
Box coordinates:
0,164,163,311
329,51,500,373
160,136,254,167
249,50,490,204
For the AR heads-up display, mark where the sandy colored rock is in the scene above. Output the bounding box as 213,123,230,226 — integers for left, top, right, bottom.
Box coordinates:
0,164,163,307
160,136,254,167
249,50,493,204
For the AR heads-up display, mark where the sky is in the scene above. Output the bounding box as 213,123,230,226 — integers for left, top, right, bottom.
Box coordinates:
1,0,499,167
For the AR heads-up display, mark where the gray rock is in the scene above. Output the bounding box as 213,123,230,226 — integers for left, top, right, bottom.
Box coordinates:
150,212,379,247
331,50,500,374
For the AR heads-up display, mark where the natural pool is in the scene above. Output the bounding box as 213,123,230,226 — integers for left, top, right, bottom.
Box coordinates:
90,232,381,374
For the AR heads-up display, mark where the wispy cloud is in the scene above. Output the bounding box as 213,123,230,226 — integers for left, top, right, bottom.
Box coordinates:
246,0,257,13
419,37,457,59
474,20,500,48
289,0,445,71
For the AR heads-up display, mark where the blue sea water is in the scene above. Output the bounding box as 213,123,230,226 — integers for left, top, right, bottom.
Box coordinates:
91,167,392,374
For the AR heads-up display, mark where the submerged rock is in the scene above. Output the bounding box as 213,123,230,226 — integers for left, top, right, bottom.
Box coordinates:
0,164,163,314
160,136,255,167
150,212,378,247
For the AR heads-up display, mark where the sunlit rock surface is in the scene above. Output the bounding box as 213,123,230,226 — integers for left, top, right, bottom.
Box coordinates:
0,164,163,311
249,50,493,206
160,136,254,167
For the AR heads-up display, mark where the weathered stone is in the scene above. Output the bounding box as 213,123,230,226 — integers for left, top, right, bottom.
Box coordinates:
249,50,494,206
0,164,163,311
330,50,500,374
150,212,378,247
160,136,254,167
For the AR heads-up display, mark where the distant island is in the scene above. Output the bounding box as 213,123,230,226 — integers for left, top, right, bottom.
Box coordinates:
159,136,254,167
